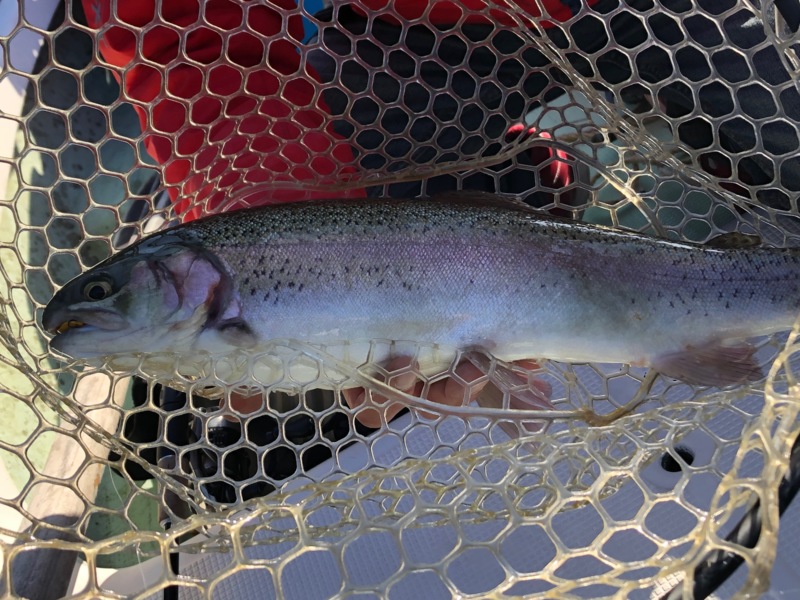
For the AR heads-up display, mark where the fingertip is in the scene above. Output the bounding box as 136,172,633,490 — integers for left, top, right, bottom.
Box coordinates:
389,368,419,392
533,379,553,399
514,359,542,371
453,361,486,385
426,379,454,407
342,388,366,409
228,391,264,415
443,377,473,407
385,356,416,370
356,407,382,428
467,378,490,400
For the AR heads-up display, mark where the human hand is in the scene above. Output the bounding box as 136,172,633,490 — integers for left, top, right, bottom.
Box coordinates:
342,356,553,429
224,355,554,433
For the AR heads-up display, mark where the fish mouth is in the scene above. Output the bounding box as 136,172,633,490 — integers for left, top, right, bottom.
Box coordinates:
43,307,128,336
55,320,86,334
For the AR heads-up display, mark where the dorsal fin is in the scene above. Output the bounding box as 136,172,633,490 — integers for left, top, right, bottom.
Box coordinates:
429,190,535,211
705,232,762,249
428,190,584,225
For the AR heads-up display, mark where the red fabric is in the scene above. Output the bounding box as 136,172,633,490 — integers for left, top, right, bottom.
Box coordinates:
84,0,366,221
356,0,584,27
83,0,585,221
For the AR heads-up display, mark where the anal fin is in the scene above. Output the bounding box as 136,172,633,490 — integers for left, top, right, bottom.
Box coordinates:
651,340,762,387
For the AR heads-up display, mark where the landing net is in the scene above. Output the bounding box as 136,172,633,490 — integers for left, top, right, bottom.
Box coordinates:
1,0,800,598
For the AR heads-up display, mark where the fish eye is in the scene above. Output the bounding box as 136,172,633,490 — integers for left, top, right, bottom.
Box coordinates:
83,279,113,301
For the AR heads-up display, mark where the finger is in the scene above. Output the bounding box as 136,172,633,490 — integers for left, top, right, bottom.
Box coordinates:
219,390,265,423
506,359,552,399
386,357,419,390
447,361,489,403
342,389,383,428
343,357,419,427
512,359,542,371
417,361,489,421
531,378,553,399
342,385,422,428
507,368,555,434
228,391,265,414
342,356,415,410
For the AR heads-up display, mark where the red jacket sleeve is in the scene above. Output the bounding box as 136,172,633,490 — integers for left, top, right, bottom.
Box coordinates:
355,0,584,26
83,0,365,221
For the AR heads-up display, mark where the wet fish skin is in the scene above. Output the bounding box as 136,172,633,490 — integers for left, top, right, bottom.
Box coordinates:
42,195,800,386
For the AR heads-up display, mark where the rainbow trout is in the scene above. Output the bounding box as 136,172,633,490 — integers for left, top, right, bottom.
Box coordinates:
42,194,800,386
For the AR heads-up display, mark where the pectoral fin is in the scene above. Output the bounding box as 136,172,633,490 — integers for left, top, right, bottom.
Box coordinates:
216,318,258,349
431,190,534,211
651,340,762,387
429,190,580,224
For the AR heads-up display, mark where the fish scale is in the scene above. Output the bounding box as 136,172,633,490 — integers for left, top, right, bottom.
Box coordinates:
43,194,800,387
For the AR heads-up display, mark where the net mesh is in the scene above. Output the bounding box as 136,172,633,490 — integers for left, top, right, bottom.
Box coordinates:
1,0,800,597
